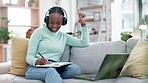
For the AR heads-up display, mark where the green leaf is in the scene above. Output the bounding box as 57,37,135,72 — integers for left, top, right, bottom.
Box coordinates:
0,27,10,41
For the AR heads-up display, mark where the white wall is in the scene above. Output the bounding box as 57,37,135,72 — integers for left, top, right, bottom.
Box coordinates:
111,0,122,41
39,0,54,27
39,0,77,33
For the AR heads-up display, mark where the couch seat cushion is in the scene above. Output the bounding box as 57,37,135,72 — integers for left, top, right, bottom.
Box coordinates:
13,76,44,83
114,77,148,83
63,78,115,83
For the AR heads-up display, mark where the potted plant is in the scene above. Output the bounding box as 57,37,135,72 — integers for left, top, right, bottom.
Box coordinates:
0,27,11,44
27,0,34,7
121,31,132,42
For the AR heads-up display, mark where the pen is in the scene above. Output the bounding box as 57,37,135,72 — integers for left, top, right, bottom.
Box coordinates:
38,52,45,58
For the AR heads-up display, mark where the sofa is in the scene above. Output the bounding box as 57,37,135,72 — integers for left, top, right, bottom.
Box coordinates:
0,38,148,83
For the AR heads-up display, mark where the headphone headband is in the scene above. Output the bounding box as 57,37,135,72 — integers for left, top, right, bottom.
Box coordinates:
44,6,68,26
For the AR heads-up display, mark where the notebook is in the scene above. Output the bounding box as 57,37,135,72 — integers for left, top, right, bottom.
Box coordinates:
74,53,129,81
36,62,73,68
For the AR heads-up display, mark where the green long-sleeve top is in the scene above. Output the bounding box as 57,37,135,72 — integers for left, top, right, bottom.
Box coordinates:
26,26,89,66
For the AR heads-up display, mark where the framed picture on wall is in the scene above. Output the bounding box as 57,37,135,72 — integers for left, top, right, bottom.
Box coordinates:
94,12,100,21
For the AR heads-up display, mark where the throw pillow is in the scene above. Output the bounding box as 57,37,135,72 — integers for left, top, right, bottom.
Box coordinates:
120,39,148,79
8,37,29,76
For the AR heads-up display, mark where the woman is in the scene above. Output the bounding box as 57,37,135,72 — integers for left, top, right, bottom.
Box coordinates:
25,6,89,83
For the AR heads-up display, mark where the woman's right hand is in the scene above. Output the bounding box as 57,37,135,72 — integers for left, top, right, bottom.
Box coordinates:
35,58,48,65
78,12,86,27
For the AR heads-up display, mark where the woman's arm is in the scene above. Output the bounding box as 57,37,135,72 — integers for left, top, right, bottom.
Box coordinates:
66,13,89,47
66,26,89,47
26,29,42,66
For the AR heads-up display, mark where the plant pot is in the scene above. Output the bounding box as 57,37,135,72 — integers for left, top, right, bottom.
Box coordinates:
0,40,8,44
27,2,33,7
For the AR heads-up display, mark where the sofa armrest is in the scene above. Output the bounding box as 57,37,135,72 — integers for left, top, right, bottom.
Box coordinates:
0,62,11,74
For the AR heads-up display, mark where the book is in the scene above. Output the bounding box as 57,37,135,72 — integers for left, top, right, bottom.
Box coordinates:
36,62,73,68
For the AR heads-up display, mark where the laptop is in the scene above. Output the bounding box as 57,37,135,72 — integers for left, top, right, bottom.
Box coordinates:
74,53,129,81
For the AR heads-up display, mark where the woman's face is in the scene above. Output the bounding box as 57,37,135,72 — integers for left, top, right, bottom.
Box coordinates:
48,13,63,32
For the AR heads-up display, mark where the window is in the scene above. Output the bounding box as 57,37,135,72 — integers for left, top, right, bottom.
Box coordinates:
8,8,31,37
120,0,134,31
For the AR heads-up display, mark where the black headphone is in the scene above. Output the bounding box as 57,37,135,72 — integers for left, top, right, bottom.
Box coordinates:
44,6,68,26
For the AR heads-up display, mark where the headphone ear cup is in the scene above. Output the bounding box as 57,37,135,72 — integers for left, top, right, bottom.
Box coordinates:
62,17,67,25
44,16,49,26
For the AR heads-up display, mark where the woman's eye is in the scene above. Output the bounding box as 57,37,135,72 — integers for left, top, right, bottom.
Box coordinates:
50,22,54,24
57,23,60,25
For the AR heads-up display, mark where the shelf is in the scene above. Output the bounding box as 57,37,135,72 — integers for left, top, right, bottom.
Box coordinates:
86,18,106,22
0,0,39,39
0,5,38,9
0,5,7,8
79,5,103,11
77,0,112,42
9,25,39,28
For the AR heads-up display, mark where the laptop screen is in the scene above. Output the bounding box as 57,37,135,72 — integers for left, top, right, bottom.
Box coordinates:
95,53,129,80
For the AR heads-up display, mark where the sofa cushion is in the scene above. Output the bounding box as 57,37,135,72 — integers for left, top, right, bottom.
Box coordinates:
70,41,126,74
8,37,29,76
126,38,139,53
120,39,148,79
114,77,148,83
60,45,70,62
63,78,115,83
13,76,44,83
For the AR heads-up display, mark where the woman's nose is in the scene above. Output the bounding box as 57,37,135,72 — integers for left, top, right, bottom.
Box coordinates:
53,24,58,28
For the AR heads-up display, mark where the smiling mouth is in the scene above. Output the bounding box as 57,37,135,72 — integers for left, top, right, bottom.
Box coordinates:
52,28,57,31
51,27,59,32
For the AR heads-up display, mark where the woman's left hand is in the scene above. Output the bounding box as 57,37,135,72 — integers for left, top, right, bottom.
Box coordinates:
78,13,86,27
